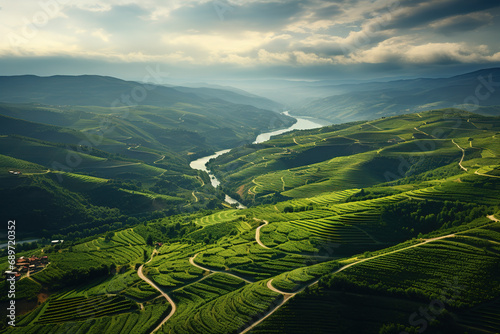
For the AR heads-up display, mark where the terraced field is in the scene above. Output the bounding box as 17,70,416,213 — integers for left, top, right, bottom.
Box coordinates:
458,298,500,333
33,229,148,285
210,109,489,203
0,153,47,173
326,232,500,307
4,108,500,334
37,296,137,324
193,209,244,226
162,280,281,334
143,243,207,289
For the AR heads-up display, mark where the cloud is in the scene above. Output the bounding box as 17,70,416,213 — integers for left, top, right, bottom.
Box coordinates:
349,38,500,65
92,28,111,42
430,12,494,35
383,0,500,30
0,0,499,81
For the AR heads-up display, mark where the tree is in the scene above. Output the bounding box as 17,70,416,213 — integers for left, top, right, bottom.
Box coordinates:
146,235,153,246
104,231,114,242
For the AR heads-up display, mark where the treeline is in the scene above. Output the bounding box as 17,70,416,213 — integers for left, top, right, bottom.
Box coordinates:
46,264,115,290
134,217,199,245
345,188,401,202
379,199,488,240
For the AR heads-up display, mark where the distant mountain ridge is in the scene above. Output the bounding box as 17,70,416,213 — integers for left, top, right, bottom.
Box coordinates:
0,74,283,111
293,67,500,123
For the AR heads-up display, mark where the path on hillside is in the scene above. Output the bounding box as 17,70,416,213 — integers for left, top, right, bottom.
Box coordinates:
238,232,459,333
487,214,499,222
254,219,270,249
192,191,198,202
23,169,51,175
138,250,177,333
154,155,165,164
414,127,436,138
475,169,500,178
239,280,293,334
452,139,468,171
189,253,254,284
366,122,382,131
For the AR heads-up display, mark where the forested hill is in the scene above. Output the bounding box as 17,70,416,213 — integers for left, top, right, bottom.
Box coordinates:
0,74,283,111
0,79,292,239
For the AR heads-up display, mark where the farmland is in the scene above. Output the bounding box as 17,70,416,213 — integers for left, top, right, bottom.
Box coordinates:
3,107,500,334
209,108,496,204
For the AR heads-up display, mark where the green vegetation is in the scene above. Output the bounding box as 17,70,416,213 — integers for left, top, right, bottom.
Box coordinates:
36,295,137,324
3,103,500,334
210,109,478,205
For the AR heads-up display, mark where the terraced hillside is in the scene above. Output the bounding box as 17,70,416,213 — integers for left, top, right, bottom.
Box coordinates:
251,221,500,334
210,108,500,205
0,81,293,237
3,108,500,334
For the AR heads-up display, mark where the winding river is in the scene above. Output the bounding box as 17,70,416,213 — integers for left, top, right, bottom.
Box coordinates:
189,112,328,208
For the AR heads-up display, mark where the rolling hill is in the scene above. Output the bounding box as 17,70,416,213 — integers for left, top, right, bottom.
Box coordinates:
208,107,500,207
294,68,500,123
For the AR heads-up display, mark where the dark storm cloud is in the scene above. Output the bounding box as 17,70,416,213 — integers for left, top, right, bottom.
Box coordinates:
431,13,493,35
384,0,500,30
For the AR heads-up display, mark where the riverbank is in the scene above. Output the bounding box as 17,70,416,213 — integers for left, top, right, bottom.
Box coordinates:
189,111,328,208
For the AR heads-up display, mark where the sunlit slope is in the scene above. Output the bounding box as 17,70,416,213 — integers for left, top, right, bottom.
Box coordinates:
2,162,500,334
210,109,500,204
251,221,500,334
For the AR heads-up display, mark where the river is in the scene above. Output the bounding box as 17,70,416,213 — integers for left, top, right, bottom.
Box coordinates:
0,238,40,249
189,112,328,208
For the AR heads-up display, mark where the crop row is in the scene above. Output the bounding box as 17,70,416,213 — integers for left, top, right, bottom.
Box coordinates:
327,236,500,308
37,296,137,324
163,281,281,334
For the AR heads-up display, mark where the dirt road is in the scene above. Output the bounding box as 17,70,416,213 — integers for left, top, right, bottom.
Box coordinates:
137,251,177,333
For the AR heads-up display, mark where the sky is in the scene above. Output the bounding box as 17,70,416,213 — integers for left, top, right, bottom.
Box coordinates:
0,0,500,83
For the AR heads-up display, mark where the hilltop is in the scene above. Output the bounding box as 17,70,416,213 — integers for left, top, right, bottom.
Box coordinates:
293,68,500,123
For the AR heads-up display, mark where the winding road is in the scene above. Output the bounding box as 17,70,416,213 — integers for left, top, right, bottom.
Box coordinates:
452,139,468,171
254,219,270,249
139,214,499,333
239,279,293,334
475,169,500,178
153,155,165,164
414,126,435,138
238,230,462,333
137,250,177,333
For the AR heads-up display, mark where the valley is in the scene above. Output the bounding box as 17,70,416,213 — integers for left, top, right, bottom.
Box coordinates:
1,71,500,334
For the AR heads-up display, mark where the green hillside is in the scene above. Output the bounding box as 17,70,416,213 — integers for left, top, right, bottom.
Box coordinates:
209,108,500,206
2,98,500,333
